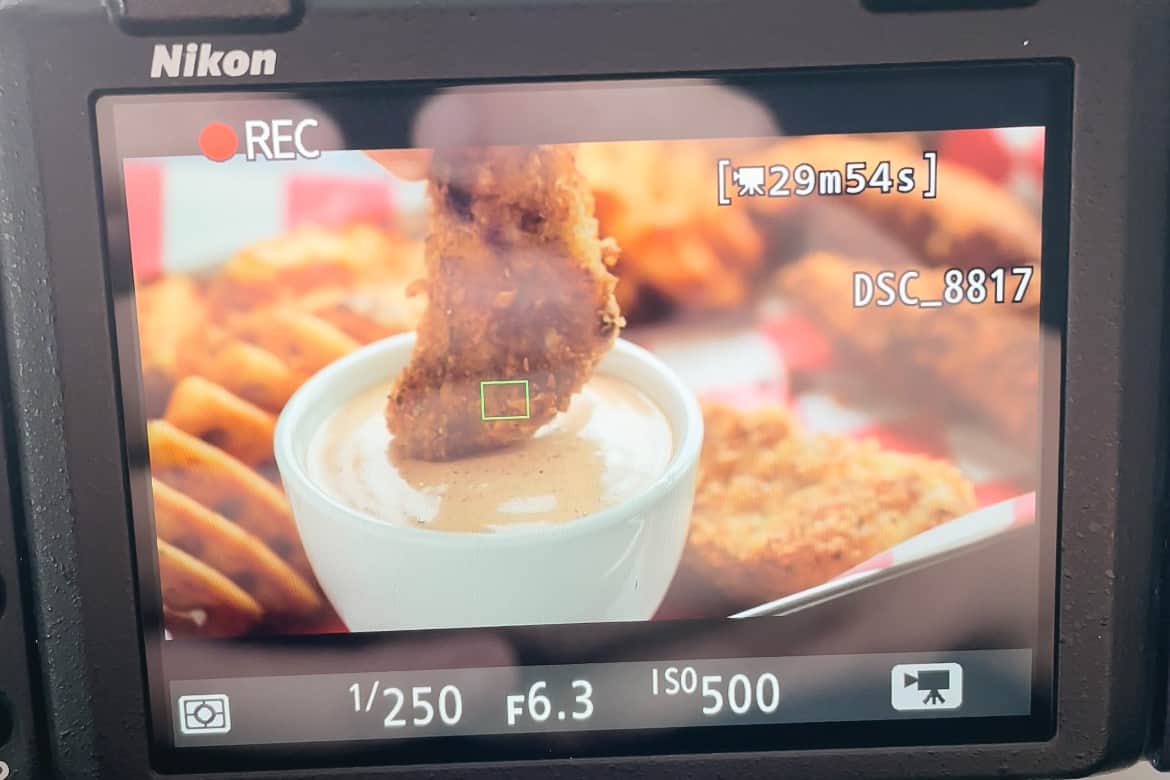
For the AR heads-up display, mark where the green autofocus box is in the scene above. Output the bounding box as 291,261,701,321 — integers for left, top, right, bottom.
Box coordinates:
479,379,531,421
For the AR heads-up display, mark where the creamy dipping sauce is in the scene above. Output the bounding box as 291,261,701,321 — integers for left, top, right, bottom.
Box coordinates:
307,375,673,533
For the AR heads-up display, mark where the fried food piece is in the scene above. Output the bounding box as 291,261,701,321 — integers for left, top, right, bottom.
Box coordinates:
282,232,427,343
204,224,423,315
190,337,302,413
229,308,361,378
147,420,312,579
755,136,1041,307
386,146,622,461
136,276,210,416
153,479,321,616
576,140,764,317
686,403,976,604
775,251,1041,450
305,280,426,344
150,225,424,421
157,540,262,636
164,376,277,466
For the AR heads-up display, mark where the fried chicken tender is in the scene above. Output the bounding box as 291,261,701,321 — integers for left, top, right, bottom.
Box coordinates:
685,403,976,605
386,146,622,461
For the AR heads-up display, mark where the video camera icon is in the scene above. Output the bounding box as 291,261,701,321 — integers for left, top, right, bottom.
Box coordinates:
890,663,963,711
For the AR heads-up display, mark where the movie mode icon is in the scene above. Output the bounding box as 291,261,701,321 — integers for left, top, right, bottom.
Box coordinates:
890,663,963,711
178,693,232,735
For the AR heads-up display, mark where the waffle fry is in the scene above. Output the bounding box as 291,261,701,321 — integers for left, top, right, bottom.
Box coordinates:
164,376,277,466
686,403,976,605
152,479,321,616
136,224,431,638
147,420,312,579
136,276,209,416
204,224,421,314
230,308,361,378
157,539,262,635
305,281,426,344
153,224,422,417
193,338,302,413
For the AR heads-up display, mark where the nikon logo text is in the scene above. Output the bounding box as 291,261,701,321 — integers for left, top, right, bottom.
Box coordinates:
150,43,277,79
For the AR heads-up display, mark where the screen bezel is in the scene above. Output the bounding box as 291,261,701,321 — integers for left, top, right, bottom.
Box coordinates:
93,69,1068,773
2,1,1167,777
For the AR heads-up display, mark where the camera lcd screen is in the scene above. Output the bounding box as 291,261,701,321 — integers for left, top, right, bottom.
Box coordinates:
94,65,1067,769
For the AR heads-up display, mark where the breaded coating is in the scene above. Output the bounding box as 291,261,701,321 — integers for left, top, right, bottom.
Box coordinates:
685,403,976,605
775,251,1041,452
386,146,622,461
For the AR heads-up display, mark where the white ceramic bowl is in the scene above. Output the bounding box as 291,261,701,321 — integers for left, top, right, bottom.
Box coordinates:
274,334,703,632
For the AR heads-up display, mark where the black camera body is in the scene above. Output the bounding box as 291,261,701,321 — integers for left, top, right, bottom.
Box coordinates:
0,1,1169,778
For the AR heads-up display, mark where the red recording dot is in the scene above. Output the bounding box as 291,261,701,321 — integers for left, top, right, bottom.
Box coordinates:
198,122,238,163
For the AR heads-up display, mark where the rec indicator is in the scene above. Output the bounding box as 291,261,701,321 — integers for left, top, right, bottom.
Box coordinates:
196,118,323,163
